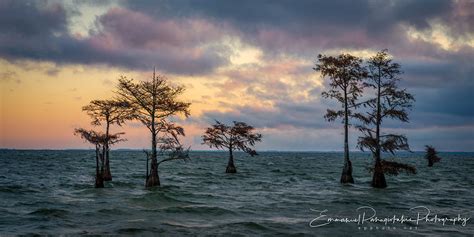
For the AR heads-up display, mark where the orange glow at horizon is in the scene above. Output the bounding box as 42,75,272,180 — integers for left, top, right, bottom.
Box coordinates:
0,59,208,149
1,55,314,149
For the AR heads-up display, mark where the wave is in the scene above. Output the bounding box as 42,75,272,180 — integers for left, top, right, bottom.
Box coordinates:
1,151,473,235
160,205,236,215
222,221,271,231
0,185,39,194
162,221,214,228
117,227,153,234
29,208,69,218
97,208,127,215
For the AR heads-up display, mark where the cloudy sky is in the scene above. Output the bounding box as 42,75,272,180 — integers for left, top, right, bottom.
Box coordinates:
1,0,473,151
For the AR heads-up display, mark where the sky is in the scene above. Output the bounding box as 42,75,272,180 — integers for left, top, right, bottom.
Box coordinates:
0,0,473,151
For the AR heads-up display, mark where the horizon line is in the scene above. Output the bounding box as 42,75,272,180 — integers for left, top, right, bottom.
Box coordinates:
1,148,473,153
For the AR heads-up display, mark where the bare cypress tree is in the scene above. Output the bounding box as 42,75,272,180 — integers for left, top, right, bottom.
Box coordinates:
82,100,134,181
355,50,416,188
74,129,125,188
314,53,366,183
202,121,262,173
116,70,190,187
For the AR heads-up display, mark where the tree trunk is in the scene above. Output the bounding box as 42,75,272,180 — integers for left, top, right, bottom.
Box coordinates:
226,147,236,173
146,158,160,187
428,160,434,167
341,88,354,184
100,145,105,179
372,157,387,188
103,154,112,181
146,155,149,183
95,146,104,188
103,121,112,181
340,159,353,184
146,129,160,187
371,70,387,188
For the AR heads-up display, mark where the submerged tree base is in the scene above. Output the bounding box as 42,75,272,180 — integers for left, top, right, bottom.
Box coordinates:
103,169,112,181
340,160,354,184
95,176,104,188
226,164,237,173
371,170,387,188
340,174,354,184
146,173,161,187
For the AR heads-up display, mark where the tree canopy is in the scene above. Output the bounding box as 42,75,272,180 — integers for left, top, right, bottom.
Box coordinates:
116,74,190,132
355,50,415,155
74,128,125,146
82,100,135,127
315,53,367,122
202,121,262,156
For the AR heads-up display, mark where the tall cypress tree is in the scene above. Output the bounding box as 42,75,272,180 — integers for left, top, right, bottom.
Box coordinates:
315,53,366,183
355,50,416,188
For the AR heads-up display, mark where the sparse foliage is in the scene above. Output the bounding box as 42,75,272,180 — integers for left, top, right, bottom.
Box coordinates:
74,128,125,146
83,100,135,127
82,99,135,181
202,121,262,173
116,70,190,187
156,121,190,167
367,160,417,176
355,50,416,188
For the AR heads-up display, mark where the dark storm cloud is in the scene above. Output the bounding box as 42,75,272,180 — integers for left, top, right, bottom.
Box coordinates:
367,0,451,31
0,0,67,36
400,47,474,88
126,0,450,32
125,0,454,55
0,1,229,74
0,0,467,73
414,85,474,117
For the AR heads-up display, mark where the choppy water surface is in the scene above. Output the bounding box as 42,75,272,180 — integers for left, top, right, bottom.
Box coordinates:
0,150,473,236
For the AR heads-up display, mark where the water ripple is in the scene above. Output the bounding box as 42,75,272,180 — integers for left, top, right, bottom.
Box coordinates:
0,150,472,236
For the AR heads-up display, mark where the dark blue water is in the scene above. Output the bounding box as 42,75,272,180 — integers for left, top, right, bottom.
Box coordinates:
0,150,473,236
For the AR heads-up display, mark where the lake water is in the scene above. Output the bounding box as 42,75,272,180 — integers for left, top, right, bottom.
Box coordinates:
0,150,473,236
